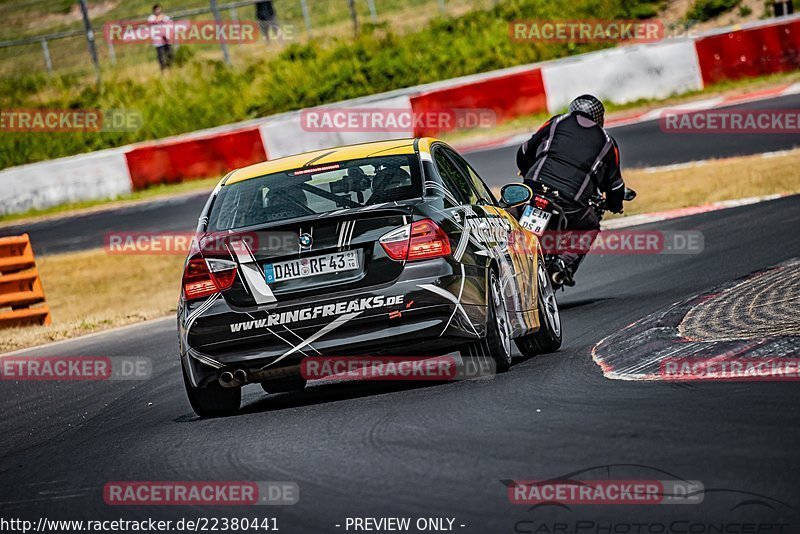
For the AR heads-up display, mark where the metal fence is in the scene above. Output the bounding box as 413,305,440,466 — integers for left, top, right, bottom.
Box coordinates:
0,0,495,79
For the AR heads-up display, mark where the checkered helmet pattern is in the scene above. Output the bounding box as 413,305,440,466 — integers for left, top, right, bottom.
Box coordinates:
568,94,605,127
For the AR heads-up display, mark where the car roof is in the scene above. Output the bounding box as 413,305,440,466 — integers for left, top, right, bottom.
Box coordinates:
223,137,439,185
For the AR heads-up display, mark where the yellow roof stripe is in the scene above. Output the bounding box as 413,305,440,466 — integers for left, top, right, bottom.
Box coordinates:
224,138,440,185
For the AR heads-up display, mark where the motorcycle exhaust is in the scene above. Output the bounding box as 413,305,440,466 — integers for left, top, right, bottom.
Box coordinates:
551,271,565,286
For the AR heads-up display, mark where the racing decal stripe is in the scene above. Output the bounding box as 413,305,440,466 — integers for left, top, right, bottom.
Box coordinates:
345,220,356,248
440,265,467,335
184,294,222,372
229,239,277,304
360,202,387,211
425,181,458,205
338,220,355,250
337,221,350,249
283,324,322,355
336,222,344,249
267,327,311,358
418,283,479,337
260,311,364,369
189,349,225,370
186,293,219,328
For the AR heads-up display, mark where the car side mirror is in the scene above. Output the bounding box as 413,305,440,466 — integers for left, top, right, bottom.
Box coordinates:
623,187,637,202
499,183,533,208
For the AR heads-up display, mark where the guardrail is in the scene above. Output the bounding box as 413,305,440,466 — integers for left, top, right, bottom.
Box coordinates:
0,234,51,329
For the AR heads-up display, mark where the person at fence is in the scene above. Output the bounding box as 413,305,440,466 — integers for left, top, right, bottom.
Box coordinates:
772,0,794,16
148,4,173,70
255,1,278,42
516,94,626,286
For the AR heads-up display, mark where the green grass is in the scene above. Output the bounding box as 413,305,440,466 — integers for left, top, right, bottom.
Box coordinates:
686,0,741,21
0,0,661,172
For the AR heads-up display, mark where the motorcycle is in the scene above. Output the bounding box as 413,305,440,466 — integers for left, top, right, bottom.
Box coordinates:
501,182,637,290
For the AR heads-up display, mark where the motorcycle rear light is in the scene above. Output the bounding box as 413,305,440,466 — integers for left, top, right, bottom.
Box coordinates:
533,195,550,210
380,219,451,262
182,256,237,300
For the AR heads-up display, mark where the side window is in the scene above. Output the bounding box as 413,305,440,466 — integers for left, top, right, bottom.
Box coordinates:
448,151,497,206
433,147,479,206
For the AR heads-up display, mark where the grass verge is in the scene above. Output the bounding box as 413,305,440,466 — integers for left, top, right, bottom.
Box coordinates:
613,149,800,217
2,148,798,353
0,251,184,354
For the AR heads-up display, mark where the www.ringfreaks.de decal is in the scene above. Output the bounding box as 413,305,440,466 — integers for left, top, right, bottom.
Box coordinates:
229,295,405,332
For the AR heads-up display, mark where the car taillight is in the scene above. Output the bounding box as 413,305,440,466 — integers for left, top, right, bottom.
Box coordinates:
380,219,451,262
533,195,550,210
182,256,238,300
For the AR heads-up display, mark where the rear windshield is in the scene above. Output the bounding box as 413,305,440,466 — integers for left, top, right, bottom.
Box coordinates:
208,154,422,231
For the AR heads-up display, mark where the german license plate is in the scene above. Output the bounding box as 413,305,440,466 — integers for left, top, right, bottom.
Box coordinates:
264,250,359,283
519,206,552,235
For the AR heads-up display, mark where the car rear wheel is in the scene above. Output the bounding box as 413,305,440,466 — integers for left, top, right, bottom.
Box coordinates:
484,271,513,372
516,257,562,357
182,366,241,417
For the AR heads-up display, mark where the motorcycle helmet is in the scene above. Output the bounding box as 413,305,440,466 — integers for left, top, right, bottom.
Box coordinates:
568,94,605,127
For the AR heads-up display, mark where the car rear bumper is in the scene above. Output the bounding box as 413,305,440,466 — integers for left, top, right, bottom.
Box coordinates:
179,259,489,387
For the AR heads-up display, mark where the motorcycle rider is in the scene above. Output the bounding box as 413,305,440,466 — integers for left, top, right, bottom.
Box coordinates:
516,94,625,286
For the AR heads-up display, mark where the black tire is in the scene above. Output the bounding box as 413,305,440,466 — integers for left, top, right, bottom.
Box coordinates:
261,376,307,393
182,366,241,417
516,256,562,357
484,270,513,372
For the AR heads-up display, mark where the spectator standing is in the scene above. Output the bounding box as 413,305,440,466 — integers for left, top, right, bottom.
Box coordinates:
255,1,278,42
773,0,794,16
148,4,173,70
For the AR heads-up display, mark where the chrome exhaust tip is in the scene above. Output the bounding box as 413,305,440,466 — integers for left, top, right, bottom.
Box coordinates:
233,369,248,384
219,371,235,387
551,271,565,285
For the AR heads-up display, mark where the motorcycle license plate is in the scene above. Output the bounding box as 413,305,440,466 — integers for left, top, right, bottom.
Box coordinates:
520,206,551,235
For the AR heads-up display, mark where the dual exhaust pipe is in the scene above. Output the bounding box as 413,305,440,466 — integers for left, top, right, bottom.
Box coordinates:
219,368,248,388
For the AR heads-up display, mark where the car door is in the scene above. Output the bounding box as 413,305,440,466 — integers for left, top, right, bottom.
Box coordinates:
436,145,536,336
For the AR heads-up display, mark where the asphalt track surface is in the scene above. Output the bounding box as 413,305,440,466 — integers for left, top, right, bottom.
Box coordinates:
4,93,800,255
2,195,799,531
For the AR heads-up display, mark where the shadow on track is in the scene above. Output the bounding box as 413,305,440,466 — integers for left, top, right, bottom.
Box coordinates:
173,377,468,421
